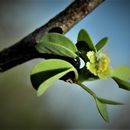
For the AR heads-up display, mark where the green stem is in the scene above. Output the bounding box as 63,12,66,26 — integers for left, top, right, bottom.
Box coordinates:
77,81,96,97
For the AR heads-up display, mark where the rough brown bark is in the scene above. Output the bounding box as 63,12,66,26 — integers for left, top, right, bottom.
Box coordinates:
0,0,104,72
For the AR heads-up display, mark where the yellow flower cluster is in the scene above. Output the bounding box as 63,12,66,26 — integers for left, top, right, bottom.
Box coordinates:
86,51,111,79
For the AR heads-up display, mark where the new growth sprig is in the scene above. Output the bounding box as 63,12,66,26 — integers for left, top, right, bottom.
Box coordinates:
31,29,130,122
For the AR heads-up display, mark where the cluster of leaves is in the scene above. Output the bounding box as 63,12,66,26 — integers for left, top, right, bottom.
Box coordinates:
31,29,130,122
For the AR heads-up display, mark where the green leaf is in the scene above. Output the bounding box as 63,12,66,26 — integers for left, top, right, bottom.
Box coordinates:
78,82,108,122
36,33,78,58
76,41,90,62
77,29,96,52
77,82,122,122
77,82,109,121
113,77,130,91
97,97,123,105
78,67,98,82
31,59,78,96
95,98,109,122
111,66,130,81
95,37,108,51
111,66,130,91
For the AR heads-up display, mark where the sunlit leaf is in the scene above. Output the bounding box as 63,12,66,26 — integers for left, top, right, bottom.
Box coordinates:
95,37,108,51
77,29,96,52
97,97,123,105
31,59,78,96
113,77,130,91
111,66,130,81
95,98,109,122
36,33,78,58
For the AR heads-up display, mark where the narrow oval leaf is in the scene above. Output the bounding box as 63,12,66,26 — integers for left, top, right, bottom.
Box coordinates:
76,41,91,62
31,59,78,96
111,66,130,81
113,77,130,91
36,33,78,58
95,37,108,51
77,29,96,52
77,83,111,122
97,97,123,105
95,98,109,122
31,68,69,90
37,69,73,96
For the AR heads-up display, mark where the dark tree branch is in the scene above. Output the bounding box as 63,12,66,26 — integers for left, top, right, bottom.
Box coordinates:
0,0,104,72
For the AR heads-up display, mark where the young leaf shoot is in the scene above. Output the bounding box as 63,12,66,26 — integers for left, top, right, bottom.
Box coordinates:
31,29,130,122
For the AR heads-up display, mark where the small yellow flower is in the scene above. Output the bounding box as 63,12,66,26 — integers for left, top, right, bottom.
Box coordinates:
86,51,111,79
87,51,96,63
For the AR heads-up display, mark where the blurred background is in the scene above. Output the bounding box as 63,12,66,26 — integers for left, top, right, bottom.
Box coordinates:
0,0,130,129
